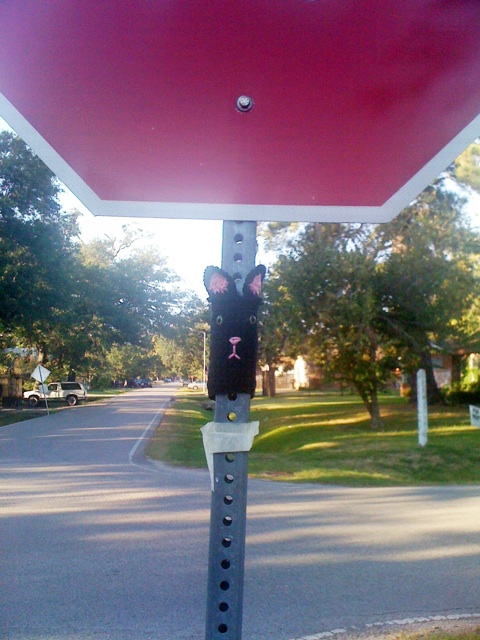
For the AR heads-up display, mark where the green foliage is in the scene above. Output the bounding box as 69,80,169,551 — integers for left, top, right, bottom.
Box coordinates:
377,186,479,340
105,342,157,382
264,223,394,426
152,320,209,380
375,184,479,402
441,380,480,406
452,141,480,193
257,221,304,253
0,131,80,347
78,237,178,342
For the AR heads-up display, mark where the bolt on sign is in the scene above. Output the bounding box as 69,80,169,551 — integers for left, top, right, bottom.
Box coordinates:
1,0,480,223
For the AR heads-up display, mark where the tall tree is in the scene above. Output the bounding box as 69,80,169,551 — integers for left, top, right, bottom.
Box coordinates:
259,275,296,397
50,231,181,379
105,342,156,383
375,183,480,402
0,131,80,353
269,223,392,428
265,180,479,423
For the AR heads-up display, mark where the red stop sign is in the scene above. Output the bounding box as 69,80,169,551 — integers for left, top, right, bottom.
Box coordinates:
1,1,479,222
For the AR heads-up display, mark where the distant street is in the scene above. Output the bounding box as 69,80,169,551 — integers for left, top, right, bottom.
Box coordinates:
1,385,479,640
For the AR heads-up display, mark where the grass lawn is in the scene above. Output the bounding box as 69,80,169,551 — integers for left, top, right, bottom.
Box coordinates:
145,391,480,486
0,409,42,427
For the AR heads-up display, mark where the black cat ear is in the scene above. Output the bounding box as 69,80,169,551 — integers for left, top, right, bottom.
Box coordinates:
243,265,266,298
204,266,237,298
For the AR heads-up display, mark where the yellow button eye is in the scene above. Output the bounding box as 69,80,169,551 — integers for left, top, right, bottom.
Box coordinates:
216,315,223,325
249,315,257,325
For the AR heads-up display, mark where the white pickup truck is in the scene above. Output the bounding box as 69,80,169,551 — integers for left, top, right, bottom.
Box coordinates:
23,382,87,407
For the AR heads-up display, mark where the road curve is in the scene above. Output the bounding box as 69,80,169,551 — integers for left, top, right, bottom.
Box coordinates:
1,384,479,640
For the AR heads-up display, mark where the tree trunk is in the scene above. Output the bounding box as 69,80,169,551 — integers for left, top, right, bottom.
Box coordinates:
262,370,268,396
356,384,383,429
367,391,383,429
267,368,276,397
451,354,462,385
410,347,444,404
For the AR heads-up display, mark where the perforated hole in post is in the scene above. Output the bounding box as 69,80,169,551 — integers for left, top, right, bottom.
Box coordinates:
223,516,232,527
219,602,229,612
224,474,234,484
225,453,235,462
224,495,233,505
220,581,230,591
222,537,232,548
221,559,231,569
218,623,228,634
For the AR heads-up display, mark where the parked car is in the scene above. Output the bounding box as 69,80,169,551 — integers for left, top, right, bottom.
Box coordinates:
23,381,87,407
187,380,201,390
135,378,152,388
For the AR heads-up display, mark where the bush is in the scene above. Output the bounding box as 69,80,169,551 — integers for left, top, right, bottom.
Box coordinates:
441,380,480,406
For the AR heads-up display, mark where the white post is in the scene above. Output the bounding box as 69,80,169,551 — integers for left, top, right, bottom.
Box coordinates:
417,368,428,447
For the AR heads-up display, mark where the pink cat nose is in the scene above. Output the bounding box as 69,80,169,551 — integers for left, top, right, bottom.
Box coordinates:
229,337,241,346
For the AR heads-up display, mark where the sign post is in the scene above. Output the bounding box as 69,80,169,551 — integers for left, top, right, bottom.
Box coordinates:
31,364,51,414
201,220,260,639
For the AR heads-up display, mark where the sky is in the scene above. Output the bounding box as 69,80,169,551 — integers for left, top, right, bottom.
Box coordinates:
66,189,224,298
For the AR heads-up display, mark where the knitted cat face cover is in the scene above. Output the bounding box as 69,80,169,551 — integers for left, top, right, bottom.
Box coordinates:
204,265,266,400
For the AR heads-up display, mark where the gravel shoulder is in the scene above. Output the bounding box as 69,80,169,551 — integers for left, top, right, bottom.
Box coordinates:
339,617,480,639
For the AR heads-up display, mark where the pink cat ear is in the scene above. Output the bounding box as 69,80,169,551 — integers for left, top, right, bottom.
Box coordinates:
208,271,229,294
243,265,266,298
248,274,263,296
204,266,236,297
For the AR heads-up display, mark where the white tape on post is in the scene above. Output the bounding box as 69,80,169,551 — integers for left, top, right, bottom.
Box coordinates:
201,421,259,490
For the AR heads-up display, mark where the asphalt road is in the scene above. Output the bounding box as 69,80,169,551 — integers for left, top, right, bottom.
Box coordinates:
1,385,479,640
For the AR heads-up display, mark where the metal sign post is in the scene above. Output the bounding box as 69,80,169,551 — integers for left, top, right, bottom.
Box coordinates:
203,220,258,640
31,364,51,415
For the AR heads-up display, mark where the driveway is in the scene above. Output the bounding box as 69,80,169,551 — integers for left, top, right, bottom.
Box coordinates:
1,385,479,639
